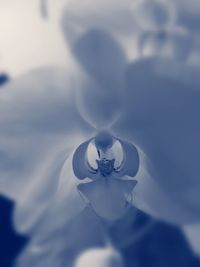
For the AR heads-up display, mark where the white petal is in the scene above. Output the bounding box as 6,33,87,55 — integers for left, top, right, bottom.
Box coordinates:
75,73,122,129
183,224,200,257
72,29,127,92
75,247,124,267
114,58,200,224
61,0,139,59
0,66,91,232
72,139,94,180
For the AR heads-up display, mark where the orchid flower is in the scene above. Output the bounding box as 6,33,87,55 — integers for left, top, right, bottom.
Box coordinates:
0,0,200,266
0,25,199,236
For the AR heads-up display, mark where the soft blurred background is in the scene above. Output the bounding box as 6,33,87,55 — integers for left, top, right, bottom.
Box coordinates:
0,0,200,267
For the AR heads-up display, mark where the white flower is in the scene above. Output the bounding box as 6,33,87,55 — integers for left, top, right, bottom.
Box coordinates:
0,25,199,232
0,0,200,266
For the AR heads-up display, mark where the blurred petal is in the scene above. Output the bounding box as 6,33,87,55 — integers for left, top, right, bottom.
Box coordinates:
0,66,91,232
18,153,86,237
61,0,139,59
73,29,127,90
175,0,200,34
183,224,200,257
75,73,122,129
139,29,193,61
74,247,124,267
114,58,200,224
71,29,128,128
133,0,176,31
16,207,106,267
133,150,200,224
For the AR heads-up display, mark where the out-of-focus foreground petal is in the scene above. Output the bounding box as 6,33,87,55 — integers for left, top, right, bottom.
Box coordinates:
74,247,124,267
114,58,200,224
16,205,107,267
183,224,200,257
0,66,91,232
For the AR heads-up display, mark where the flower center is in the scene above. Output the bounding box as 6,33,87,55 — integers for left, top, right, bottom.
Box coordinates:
96,158,115,177
86,131,124,177
72,130,139,181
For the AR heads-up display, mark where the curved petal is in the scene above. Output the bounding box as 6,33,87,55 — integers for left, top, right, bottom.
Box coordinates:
15,155,107,266
175,0,200,34
0,66,91,232
74,247,124,267
138,29,193,61
61,0,139,59
78,178,137,221
70,29,128,129
116,140,139,178
114,58,200,224
72,29,127,90
132,150,200,225
16,153,86,236
16,206,106,267
132,0,176,31
72,139,94,180
75,73,122,129
183,224,200,257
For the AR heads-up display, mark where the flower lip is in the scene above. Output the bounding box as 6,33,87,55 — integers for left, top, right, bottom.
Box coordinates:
96,158,115,177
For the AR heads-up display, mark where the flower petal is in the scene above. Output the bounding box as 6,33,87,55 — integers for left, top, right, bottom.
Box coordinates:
75,73,122,129
61,0,139,59
72,29,127,90
183,224,200,257
72,139,94,180
0,66,91,232
116,140,139,178
132,150,200,225
71,29,128,128
74,247,124,267
115,58,200,224
17,153,86,236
